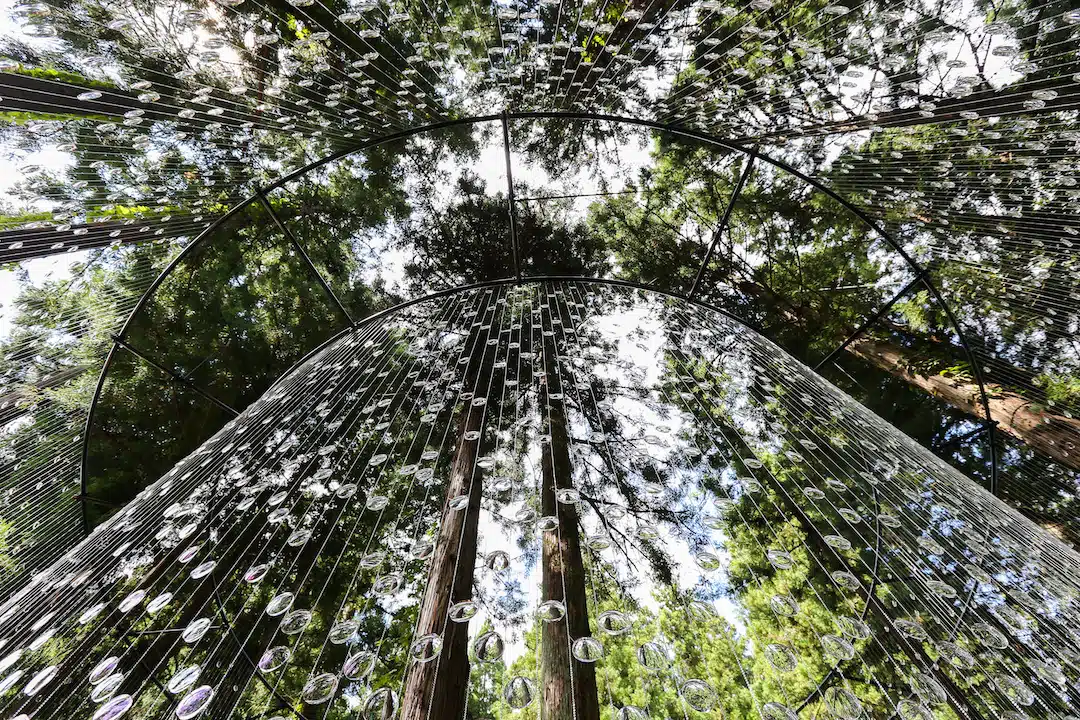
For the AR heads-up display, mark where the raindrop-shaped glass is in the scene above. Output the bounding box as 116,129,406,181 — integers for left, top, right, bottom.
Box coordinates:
167,665,202,694
89,656,120,684
597,610,631,635
266,592,294,616
765,643,798,672
92,695,134,720
636,642,671,672
361,688,398,719
258,646,291,672
176,685,214,719
474,631,505,662
280,609,312,634
344,650,376,680
537,600,566,623
571,637,604,662
503,676,536,709
410,633,443,663
680,679,718,711
302,673,338,704
449,600,478,622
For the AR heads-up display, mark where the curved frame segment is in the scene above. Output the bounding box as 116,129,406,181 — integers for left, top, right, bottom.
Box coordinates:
79,112,999,536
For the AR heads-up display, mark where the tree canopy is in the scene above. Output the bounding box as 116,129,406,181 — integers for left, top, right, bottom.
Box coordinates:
0,0,1078,711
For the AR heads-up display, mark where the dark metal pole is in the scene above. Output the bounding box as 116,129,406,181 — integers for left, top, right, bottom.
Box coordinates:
986,422,1000,496
73,493,121,508
501,110,522,281
256,191,355,326
938,421,997,452
111,335,240,416
78,341,119,535
916,274,1000,495
813,272,927,371
688,150,757,299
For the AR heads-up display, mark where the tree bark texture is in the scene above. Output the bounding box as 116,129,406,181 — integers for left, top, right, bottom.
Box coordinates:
400,301,499,720
736,277,1080,471
539,371,601,720
849,337,1080,470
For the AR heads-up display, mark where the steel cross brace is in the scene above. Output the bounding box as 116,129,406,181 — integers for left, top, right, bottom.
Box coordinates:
256,190,355,326
111,334,239,416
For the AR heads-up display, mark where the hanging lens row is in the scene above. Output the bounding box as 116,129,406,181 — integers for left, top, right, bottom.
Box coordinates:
0,281,1077,720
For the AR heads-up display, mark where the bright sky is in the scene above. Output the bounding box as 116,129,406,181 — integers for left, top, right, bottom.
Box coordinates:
0,0,72,338
0,0,72,199
367,119,656,293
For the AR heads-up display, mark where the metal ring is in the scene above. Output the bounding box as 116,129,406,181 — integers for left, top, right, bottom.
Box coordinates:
79,113,997,531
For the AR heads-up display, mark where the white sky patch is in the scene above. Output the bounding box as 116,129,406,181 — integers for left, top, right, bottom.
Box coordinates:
579,297,747,634
460,291,764,667
0,253,73,339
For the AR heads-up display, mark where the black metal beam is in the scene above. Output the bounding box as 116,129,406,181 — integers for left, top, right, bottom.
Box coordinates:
688,151,757,299
256,191,355,326
110,335,240,416
501,111,522,281
813,272,927,371
73,493,120,508
82,112,1001,531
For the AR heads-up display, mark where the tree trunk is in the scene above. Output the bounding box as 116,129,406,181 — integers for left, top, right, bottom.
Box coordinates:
400,304,498,720
848,337,1080,470
539,374,601,720
398,403,483,720
734,276,1080,471
0,364,92,426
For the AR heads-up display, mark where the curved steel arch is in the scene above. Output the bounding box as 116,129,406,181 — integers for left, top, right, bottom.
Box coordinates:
79,111,998,535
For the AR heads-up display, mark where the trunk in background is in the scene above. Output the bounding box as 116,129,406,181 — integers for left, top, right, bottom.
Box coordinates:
849,337,1080,471
400,301,500,720
539,375,600,720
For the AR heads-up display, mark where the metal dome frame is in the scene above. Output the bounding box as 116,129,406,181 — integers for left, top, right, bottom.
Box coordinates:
77,111,1001,535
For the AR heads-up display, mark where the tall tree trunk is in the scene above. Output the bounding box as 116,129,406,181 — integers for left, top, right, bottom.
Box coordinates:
849,337,1080,470
400,301,498,720
398,403,483,720
735,277,1080,470
539,374,601,720
0,364,91,425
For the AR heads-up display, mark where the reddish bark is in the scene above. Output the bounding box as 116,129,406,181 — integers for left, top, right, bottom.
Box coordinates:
400,305,499,720
539,376,600,720
849,337,1080,470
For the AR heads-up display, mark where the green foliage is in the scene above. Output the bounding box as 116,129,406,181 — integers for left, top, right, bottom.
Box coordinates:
0,109,114,124
894,291,931,333
1034,373,1080,408
399,171,610,294
8,65,116,89
0,521,16,576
